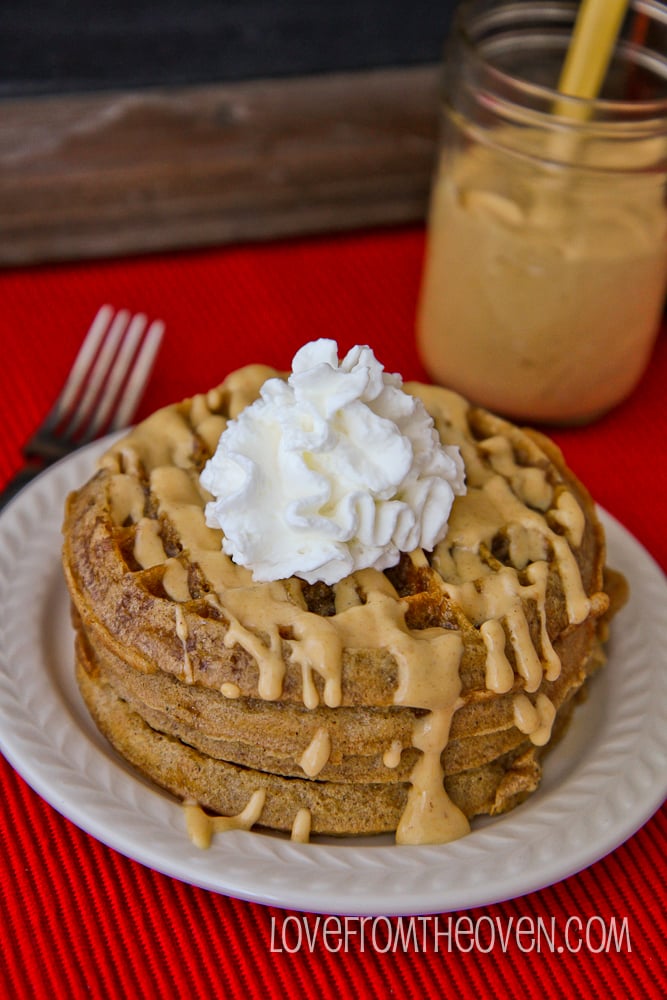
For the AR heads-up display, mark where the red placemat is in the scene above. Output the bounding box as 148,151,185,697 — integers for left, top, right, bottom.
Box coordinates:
0,227,665,999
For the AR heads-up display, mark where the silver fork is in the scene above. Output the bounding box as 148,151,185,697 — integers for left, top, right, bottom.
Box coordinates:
0,305,165,511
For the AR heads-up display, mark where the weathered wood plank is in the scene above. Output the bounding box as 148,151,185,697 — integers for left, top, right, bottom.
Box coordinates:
0,65,440,265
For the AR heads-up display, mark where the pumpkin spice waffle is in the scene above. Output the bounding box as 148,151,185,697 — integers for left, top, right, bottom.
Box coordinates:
62,360,626,845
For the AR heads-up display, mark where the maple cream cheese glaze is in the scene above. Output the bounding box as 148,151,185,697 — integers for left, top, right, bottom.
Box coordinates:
63,342,619,849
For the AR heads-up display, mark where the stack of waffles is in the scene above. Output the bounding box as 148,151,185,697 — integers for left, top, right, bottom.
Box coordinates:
62,365,625,845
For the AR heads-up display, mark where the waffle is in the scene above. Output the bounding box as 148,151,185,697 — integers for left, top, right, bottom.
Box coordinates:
62,365,626,844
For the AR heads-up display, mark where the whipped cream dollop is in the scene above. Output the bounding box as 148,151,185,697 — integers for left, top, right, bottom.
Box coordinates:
200,340,466,585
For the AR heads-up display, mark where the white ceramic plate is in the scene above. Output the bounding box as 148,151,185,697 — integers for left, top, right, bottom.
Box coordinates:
0,439,665,916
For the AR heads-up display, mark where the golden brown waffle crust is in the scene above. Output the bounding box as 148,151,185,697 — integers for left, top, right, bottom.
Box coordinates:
62,367,623,842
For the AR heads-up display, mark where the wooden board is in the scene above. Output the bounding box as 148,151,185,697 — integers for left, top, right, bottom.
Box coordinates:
0,65,440,265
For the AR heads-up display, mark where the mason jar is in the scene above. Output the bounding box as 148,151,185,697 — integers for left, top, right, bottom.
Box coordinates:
416,0,667,424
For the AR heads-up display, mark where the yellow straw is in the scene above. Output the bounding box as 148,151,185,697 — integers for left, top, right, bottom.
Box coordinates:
554,0,630,120
557,0,630,103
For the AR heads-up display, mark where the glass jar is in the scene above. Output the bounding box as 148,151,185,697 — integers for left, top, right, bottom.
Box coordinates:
417,0,667,424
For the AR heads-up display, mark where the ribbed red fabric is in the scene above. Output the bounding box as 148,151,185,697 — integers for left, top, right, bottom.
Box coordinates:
0,227,665,999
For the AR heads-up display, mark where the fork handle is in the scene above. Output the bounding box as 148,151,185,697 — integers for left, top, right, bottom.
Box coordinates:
0,462,46,513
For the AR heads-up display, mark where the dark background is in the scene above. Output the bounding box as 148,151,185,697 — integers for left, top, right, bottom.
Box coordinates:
0,0,458,98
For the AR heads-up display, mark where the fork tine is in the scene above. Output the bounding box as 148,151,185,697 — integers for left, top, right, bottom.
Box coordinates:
64,308,131,438
80,313,148,443
48,304,115,427
109,318,165,431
